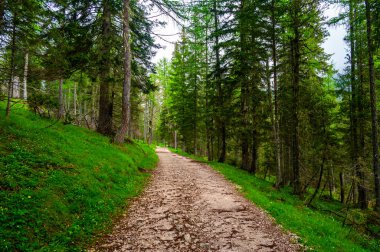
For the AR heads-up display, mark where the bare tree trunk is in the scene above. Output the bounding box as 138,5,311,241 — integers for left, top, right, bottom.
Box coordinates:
114,0,131,144
365,0,380,212
23,52,28,100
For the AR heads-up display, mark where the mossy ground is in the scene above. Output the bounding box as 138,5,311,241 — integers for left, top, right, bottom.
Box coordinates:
0,102,158,251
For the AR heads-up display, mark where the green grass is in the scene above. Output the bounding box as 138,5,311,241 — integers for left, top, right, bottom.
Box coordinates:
0,102,158,251
170,148,380,252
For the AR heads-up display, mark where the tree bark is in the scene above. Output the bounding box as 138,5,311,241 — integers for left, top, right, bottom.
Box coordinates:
5,13,17,118
205,21,213,161
350,1,368,210
365,0,380,212
219,126,226,163
97,1,113,135
340,172,345,204
290,0,301,196
0,0,4,31
23,52,29,100
240,0,249,170
349,0,359,207
174,130,177,149
213,0,226,163
250,131,258,174
193,33,198,155
114,0,131,144
91,83,97,128
58,79,64,119
271,0,282,188
307,156,325,206
73,82,77,117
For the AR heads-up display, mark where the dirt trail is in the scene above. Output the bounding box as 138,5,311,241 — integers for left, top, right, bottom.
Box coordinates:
94,147,300,252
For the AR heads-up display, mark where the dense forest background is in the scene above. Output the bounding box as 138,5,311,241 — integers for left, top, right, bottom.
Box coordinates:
1,0,380,222
149,0,380,214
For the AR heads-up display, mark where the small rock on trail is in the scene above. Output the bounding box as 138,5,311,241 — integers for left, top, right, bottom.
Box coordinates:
93,147,300,251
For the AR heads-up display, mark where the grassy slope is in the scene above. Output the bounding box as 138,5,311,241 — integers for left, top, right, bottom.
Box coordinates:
170,148,379,252
0,102,158,251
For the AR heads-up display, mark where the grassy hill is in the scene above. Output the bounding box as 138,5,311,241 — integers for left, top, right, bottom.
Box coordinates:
0,102,158,251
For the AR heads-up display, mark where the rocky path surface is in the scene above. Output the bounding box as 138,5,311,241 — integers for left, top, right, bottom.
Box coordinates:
94,147,300,252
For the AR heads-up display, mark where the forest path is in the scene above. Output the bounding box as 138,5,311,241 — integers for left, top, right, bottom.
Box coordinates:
94,147,300,252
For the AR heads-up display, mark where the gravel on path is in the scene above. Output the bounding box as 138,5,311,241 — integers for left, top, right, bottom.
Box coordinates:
93,147,300,252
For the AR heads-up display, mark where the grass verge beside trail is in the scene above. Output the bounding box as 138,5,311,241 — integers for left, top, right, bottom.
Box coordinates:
170,148,379,252
0,102,158,251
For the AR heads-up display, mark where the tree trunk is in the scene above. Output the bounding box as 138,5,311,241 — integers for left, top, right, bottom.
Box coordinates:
58,79,64,119
0,0,4,31
213,0,226,163
5,13,17,118
349,1,368,210
240,0,249,170
12,76,20,98
205,22,213,161
365,0,380,212
307,156,325,206
149,100,153,144
73,82,77,117
250,131,258,174
271,0,282,188
349,1,362,208
193,39,198,155
266,58,275,175
328,165,333,199
144,99,148,142
290,0,301,196
174,130,177,149
219,125,226,163
97,1,113,135
114,0,131,144
91,84,97,128
23,52,29,100
340,172,345,204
